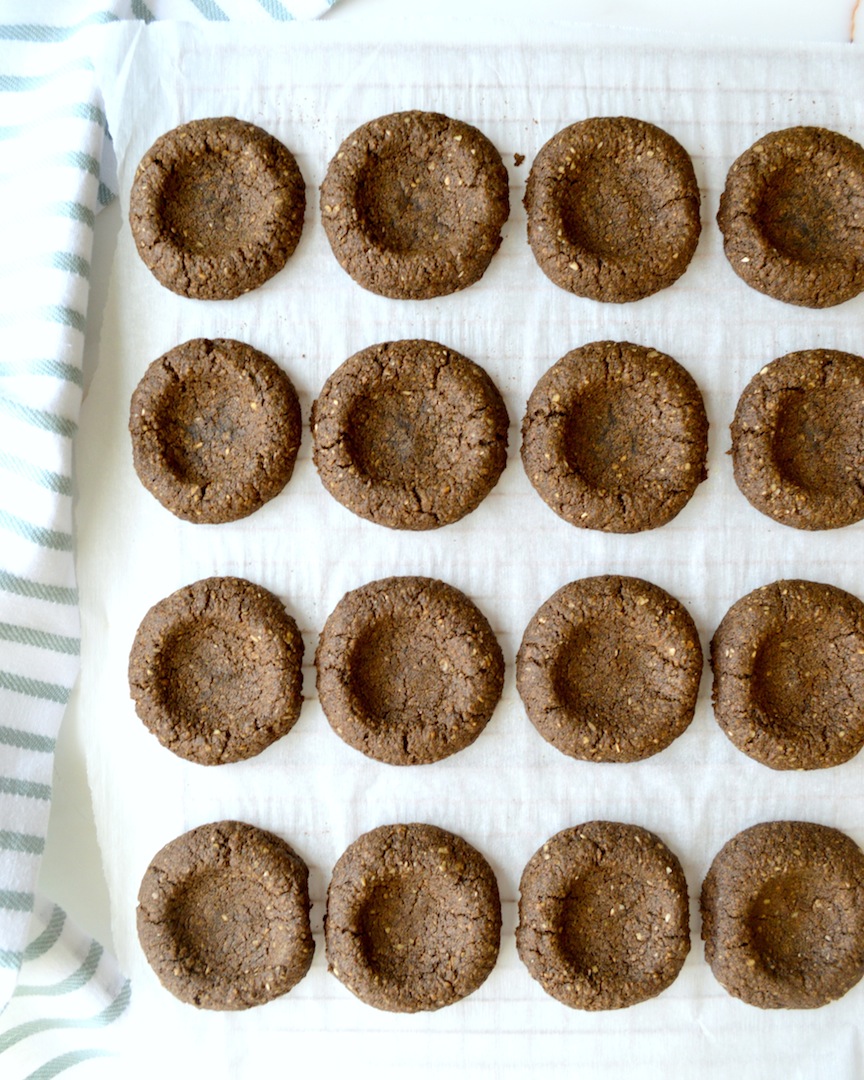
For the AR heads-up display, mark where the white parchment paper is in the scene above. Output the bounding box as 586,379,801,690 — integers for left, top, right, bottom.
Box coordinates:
78,20,864,1079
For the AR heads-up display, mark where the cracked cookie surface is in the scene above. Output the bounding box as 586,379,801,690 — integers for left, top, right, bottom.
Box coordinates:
516,575,702,762
325,822,501,1011
517,821,690,1010
524,116,701,302
521,340,708,533
128,576,304,765
320,110,509,299
731,349,864,530
717,126,864,308
312,339,508,530
701,820,864,1008
130,337,301,524
316,576,503,765
137,820,314,1009
130,117,305,300
710,579,864,770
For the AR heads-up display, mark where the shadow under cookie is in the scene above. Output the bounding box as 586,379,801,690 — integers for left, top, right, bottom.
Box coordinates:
717,126,864,308
130,338,301,524
316,576,503,765
312,339,508,530
701,821,864,1009
130,117,306,300
711,579,864,770
128,576,304,765
731,349,864,530
517,821,690,1010
521,341,708,534
325,823,501,1012
320,110,509,300
137,820,314,1010
516,575,702,762
524,116,701,303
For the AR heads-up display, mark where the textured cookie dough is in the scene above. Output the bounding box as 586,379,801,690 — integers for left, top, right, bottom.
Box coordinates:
316,576,504,765
717,126,864,308
130,117,306,300
130,338,301,524
710,579,864,770
320,110,509,299
701,820,864,1009
325,822,501,1011
516,576,702,762
731,349,864,530
137,820,314,1009
521,340,708,533
524,117,701,302
128,576,304,765
517,821,690,1010
311,339,509,530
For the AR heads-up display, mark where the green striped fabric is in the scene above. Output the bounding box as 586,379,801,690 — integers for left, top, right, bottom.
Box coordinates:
0,0,335,1074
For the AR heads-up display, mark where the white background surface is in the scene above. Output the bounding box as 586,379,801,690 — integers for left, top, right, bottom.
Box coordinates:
38,4,864,1078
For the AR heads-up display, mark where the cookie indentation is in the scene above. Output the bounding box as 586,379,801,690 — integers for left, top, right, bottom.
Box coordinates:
312,339,508,531
517,821,690,1010
325,823,501,1012
128,576,304,765
320,111,509,299
717,127,864,308
710,579,864,770
130,117,305,300
521,341,708,534
731,349,864,530
516,576,702,763
316,576,503,766
137,821,314,1010
701,821,864,1009
130,338,301,524
524,117,701,303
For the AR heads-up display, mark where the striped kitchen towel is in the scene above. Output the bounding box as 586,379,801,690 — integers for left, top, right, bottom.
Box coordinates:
0,0,336,1073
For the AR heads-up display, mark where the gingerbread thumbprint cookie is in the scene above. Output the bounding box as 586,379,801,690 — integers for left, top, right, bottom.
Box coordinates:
320,110,509,299
312,339,508,530
524,116,701,302
717,126,864,308
325,823,501,1011
316,576,503,765
130,338,301,524
128,576,304,765
516,575,702,762
702,821,864,1008
521,340,708,533
711,579,864,770
517,821,690,1009
130,117,305,300
137,821,314,1009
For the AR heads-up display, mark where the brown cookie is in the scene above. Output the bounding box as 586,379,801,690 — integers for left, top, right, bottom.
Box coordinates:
717,126,864,308
524,117,701,302
517,821,690,1010
311,339,509,530
521,341,708,533
320,110,509,299
516,576,702,763
128,576,304,765
325,822,501,1012
710,579,864,770
316,576,503,766
130,338,301,524
129,117,305,300
731,349,864,531
701,821,864,1009
137,820,314,1009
